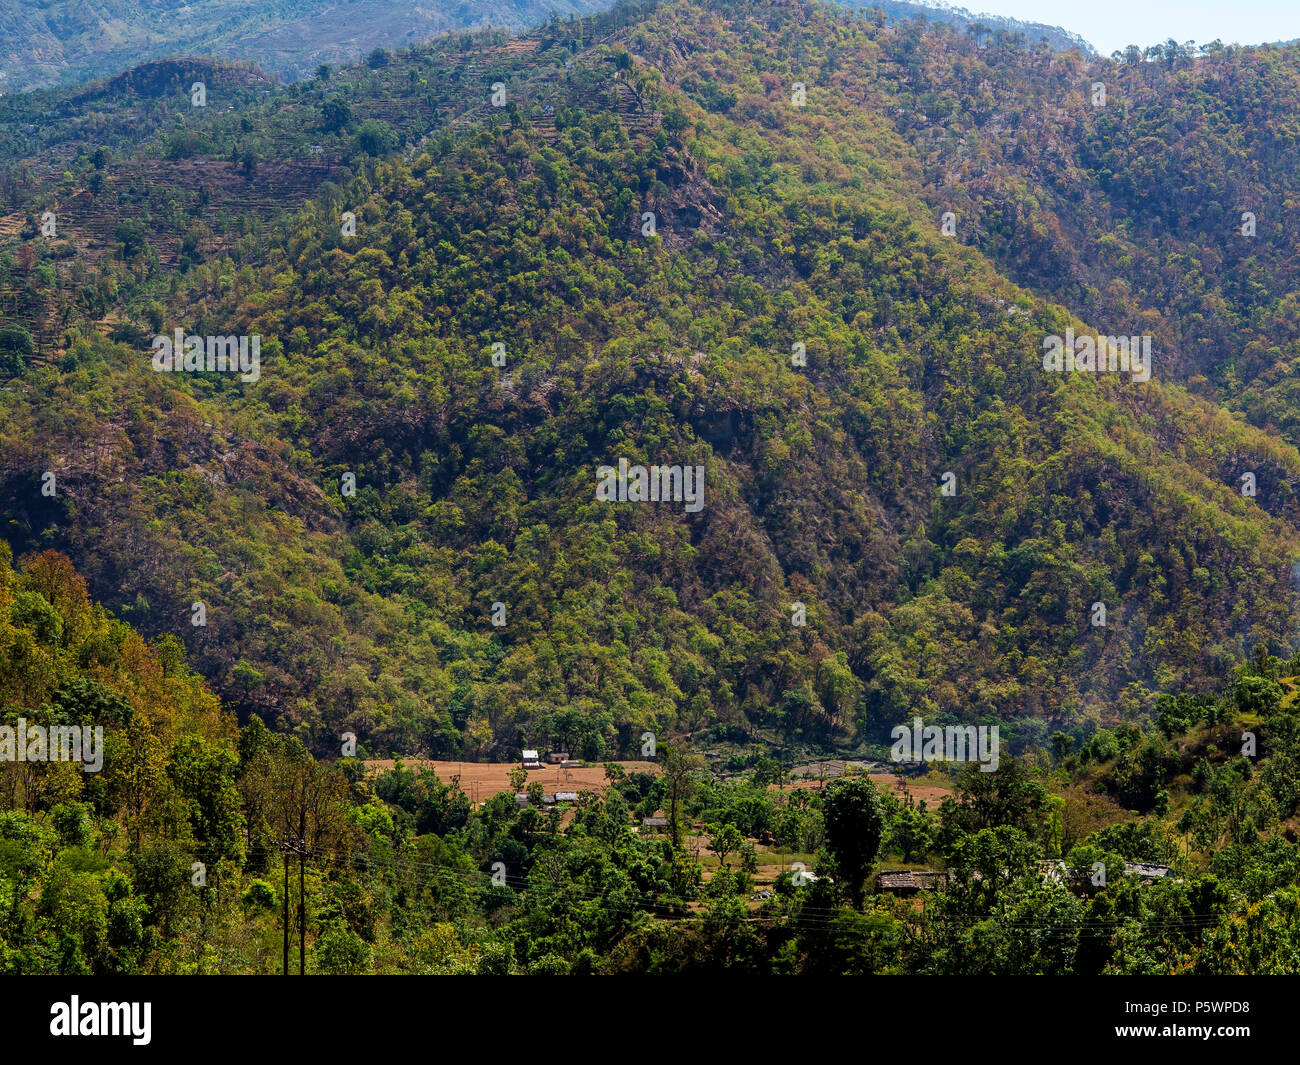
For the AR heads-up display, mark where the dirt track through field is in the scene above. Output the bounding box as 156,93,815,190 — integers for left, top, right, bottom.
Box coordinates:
362,759,659,802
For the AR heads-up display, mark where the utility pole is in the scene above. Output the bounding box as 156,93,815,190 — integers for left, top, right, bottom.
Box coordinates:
277,833,310,975
279,842,291,976
299,830,307,976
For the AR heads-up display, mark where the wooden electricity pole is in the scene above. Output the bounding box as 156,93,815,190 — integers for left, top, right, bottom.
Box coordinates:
276,833,310,974
280,844,291,976
297,827,307,976
247,737,350,977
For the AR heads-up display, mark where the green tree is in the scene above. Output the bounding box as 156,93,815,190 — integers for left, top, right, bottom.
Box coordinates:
708,823,743,869
821,776,886,908
313,918,372,974
660,746,703,848
321,98,352,132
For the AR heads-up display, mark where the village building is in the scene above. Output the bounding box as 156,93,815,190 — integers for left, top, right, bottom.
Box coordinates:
875,870,953,895
1124,861,1173,880
876,871,920,896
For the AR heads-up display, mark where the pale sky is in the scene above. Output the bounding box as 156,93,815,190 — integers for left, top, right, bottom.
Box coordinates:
932,0,1300,55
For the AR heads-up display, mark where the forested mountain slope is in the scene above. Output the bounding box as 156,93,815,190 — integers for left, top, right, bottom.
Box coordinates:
0,0,1090,93
841,0,1094,55
2,0,1300,764
878,24,1300,442
6,540,1299,975
0,0,616,92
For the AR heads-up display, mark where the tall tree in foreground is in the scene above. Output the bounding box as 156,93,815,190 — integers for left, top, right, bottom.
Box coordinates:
822,775,886,909
660,746,703,849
